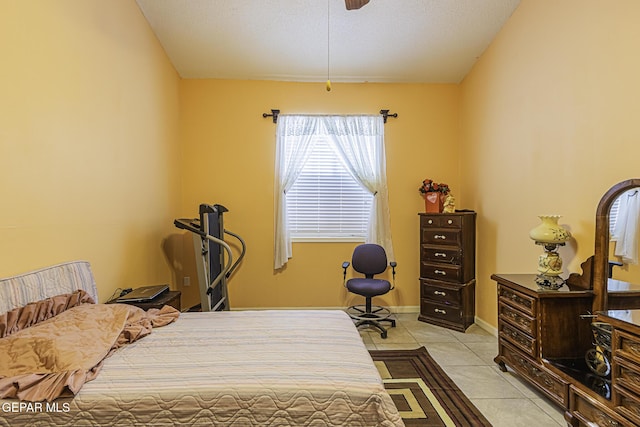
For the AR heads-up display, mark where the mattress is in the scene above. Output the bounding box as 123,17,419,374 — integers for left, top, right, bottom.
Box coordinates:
1,310,403,426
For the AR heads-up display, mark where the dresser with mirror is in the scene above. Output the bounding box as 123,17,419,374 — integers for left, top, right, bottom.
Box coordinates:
493,179,640,426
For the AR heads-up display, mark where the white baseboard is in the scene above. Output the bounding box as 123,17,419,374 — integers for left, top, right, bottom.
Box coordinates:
474,315,498,337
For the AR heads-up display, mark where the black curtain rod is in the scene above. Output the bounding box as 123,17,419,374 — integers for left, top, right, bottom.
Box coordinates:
262,109,280,123
262,109,398,124
379,110,398,123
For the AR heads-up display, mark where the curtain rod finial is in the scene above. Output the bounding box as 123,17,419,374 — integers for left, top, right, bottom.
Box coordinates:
379,109,398,123
263,109,280,123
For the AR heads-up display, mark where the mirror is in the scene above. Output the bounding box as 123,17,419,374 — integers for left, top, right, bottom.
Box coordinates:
592,179,640,311
608,189,640,284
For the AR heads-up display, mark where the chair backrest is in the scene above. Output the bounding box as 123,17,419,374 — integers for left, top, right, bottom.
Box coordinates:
352,244,388,278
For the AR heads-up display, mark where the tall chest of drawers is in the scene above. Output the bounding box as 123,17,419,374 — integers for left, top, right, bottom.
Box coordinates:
418,211,476,332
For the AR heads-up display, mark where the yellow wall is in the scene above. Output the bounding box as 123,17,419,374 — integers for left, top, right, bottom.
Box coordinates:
174,80,460,310
460,0,640,327
9,0,637,326
0,0,181,302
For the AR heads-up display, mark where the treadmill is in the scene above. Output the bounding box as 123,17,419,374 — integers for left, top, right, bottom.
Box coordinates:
174,204,246,311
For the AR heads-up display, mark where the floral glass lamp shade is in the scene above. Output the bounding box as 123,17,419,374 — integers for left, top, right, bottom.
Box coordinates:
529,215,572,289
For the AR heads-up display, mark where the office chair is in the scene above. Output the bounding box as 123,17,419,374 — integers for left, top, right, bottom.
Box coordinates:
342,244,397,338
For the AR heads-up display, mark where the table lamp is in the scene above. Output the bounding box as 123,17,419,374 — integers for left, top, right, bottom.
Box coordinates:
529,215,571,289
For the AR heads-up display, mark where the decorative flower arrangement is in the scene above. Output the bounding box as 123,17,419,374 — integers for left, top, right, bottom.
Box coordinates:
418,179,450,196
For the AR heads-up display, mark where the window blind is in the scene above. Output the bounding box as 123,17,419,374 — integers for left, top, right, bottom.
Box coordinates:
610,196,620,237
286,137,373,240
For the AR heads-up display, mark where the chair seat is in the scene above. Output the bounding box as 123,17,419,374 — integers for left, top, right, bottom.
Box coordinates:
346,278,391,298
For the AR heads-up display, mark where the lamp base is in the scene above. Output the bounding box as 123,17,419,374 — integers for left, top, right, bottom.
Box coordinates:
535,274,565,290
537,248,563,276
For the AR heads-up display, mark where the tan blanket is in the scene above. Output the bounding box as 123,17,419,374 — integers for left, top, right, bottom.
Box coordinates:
0,290,94,338
0,303,179,402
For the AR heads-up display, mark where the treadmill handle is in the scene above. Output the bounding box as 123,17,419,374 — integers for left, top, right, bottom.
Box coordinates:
224,229,246,278
203,234,233,295
174,219,205,237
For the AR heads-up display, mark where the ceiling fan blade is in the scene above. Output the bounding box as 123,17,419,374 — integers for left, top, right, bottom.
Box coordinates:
345,0,370,10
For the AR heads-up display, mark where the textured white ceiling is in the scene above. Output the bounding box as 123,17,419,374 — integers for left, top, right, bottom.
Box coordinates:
136,0,521,83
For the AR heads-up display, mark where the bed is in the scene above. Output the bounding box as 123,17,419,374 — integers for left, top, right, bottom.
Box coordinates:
0,261,403,426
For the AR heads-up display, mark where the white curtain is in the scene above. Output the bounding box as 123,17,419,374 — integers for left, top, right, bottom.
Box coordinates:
612,190,640,264
274,116,320,269
273,114,395,269
324,115,395,262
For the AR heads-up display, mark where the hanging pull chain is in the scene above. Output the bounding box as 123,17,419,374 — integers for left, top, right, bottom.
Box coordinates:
326,0,332,92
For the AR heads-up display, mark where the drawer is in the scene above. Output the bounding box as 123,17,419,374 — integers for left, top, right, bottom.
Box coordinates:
498,301,536,336
499,320,536,357
571,386,628,427
420,299,462,324
421,262,462,282
614,384,640,426
498,285,536,316
615,355,640,396
421,245,462,265
420,214,462,229
500,341,568,406
421,228,462,246
616,330,640,365
421,280,462,305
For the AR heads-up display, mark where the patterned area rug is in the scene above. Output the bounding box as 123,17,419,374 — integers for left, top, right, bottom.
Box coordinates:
369,347,492,427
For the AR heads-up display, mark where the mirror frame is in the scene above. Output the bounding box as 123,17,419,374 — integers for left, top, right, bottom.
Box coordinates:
593,178,640,311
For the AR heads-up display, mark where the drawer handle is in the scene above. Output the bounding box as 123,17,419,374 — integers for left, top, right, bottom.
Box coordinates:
447,219,453,224
434,308,447,315
434,290,447,296
434,270,447,275
434,234,446,240
502,290,533,309
435,252,447,257
427,219,433,224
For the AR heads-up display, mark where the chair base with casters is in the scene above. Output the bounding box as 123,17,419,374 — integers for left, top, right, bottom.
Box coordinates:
346,303,396,338
342,244,397,339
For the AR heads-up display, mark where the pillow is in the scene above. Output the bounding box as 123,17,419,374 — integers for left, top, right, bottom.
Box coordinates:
0,261,98,315
0,290,94,338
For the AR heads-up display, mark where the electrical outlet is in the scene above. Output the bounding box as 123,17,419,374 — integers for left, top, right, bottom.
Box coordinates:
183,276,191,287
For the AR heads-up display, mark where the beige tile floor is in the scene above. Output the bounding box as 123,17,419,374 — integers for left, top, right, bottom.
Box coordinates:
361,312,567,427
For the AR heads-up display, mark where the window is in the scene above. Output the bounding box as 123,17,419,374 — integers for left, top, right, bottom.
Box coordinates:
285,136,373,241
610,196,620,236
273,114,394,269
610,190,640,264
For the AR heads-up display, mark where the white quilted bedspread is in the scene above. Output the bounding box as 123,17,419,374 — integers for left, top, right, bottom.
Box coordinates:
1,310,404,426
